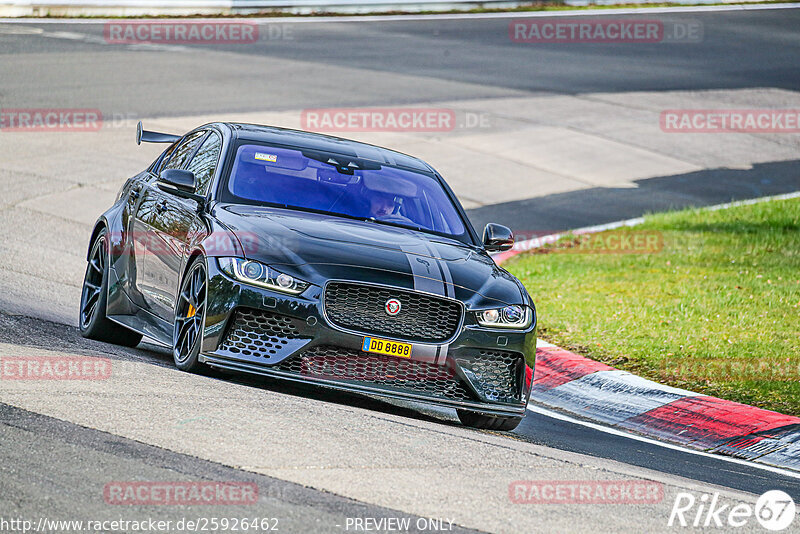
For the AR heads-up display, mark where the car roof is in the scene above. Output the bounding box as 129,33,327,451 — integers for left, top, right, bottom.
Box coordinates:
219,122,434,173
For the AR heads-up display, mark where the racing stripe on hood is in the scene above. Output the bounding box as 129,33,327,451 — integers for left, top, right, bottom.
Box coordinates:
400,244,446,296
431,252,454,363
422,243,455,363
400,243,454,365
428,244,455,299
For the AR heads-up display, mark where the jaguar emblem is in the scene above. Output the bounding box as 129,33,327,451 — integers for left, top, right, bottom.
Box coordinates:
385,298,402,316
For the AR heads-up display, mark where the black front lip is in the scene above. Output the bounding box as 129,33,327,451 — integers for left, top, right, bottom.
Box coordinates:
200,262,535,416
199,354,528,418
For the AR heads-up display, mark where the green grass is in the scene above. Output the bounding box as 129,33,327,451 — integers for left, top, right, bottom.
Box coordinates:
506,197,800,415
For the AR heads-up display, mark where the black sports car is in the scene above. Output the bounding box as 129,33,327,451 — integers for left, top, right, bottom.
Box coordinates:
80,121,537,430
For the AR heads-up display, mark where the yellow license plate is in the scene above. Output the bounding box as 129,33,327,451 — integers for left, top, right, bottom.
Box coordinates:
362,336,412,358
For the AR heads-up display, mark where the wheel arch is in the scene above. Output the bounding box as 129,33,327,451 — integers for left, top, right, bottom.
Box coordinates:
86,219,108,261
181,247,207,286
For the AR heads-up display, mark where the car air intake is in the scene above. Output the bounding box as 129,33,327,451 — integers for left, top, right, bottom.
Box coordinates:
323,282,462,343
217,308,307,360
455,349,523,403
276,345,473,401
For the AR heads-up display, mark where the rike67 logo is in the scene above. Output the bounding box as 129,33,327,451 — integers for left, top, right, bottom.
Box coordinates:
669,490,796,531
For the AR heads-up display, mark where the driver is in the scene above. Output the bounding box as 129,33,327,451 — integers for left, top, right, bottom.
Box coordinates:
369,191,398,218
362,173,416,225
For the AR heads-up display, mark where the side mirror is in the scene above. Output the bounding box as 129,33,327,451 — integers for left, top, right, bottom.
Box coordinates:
158,169,197,193
157,169,205,210
483,223,514,252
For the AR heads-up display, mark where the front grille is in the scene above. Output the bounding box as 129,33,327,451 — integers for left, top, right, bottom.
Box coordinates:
456,350,522,403
324,282,462,343
217,308,306,359
275,345,473,401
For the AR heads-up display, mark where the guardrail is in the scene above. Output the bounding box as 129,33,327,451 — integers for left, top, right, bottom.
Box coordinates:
0,0,527,17
0,0,775,18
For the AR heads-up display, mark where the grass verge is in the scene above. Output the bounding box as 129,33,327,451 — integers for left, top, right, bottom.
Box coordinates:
505,197,800,415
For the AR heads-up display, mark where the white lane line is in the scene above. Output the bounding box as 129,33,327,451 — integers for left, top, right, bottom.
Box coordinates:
702,190,800,211
527,403,800,481
41,30,87,39
1,2,799,24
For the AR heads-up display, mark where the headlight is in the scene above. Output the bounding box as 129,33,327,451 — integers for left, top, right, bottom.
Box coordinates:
475,305,533,329
217,258,309,295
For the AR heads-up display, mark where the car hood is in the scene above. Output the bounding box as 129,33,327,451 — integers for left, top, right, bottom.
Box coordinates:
213,204,526,307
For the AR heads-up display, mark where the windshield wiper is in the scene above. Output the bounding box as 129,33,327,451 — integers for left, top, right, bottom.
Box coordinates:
364,217,426,233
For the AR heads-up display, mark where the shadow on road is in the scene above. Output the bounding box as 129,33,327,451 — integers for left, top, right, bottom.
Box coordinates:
0,311,455,427
467,159,800,233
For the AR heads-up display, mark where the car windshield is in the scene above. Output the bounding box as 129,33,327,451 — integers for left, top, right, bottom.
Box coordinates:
225,143,467,237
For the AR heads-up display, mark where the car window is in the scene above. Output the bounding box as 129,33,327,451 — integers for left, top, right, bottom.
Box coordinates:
152,142,179,176
162,130,206,171
225,143,466,238
185,132,222,196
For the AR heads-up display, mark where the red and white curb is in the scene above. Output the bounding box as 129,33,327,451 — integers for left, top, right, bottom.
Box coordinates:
494,192,800,472
530,341,800,471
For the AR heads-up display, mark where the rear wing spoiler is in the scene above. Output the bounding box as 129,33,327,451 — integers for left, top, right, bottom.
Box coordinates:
136,121,181,145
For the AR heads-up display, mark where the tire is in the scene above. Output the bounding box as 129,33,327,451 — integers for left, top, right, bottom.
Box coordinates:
79,228,143,347
457,409,523,431
173,256,208,373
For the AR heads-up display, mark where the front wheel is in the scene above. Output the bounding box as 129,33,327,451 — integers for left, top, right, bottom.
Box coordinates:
173,256,208,373
79,228,143,347
457,409,523,431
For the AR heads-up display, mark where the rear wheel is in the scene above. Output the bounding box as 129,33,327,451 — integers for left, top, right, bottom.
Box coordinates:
173,256,208,373
457,409,523,431
79,228,143,347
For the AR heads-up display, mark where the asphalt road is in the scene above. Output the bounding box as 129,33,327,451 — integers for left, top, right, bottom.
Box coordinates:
3,10,800,108
1,401,478,534
1,7,799,533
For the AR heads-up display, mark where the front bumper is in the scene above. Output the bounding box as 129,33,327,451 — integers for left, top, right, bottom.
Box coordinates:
199,263,536,418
